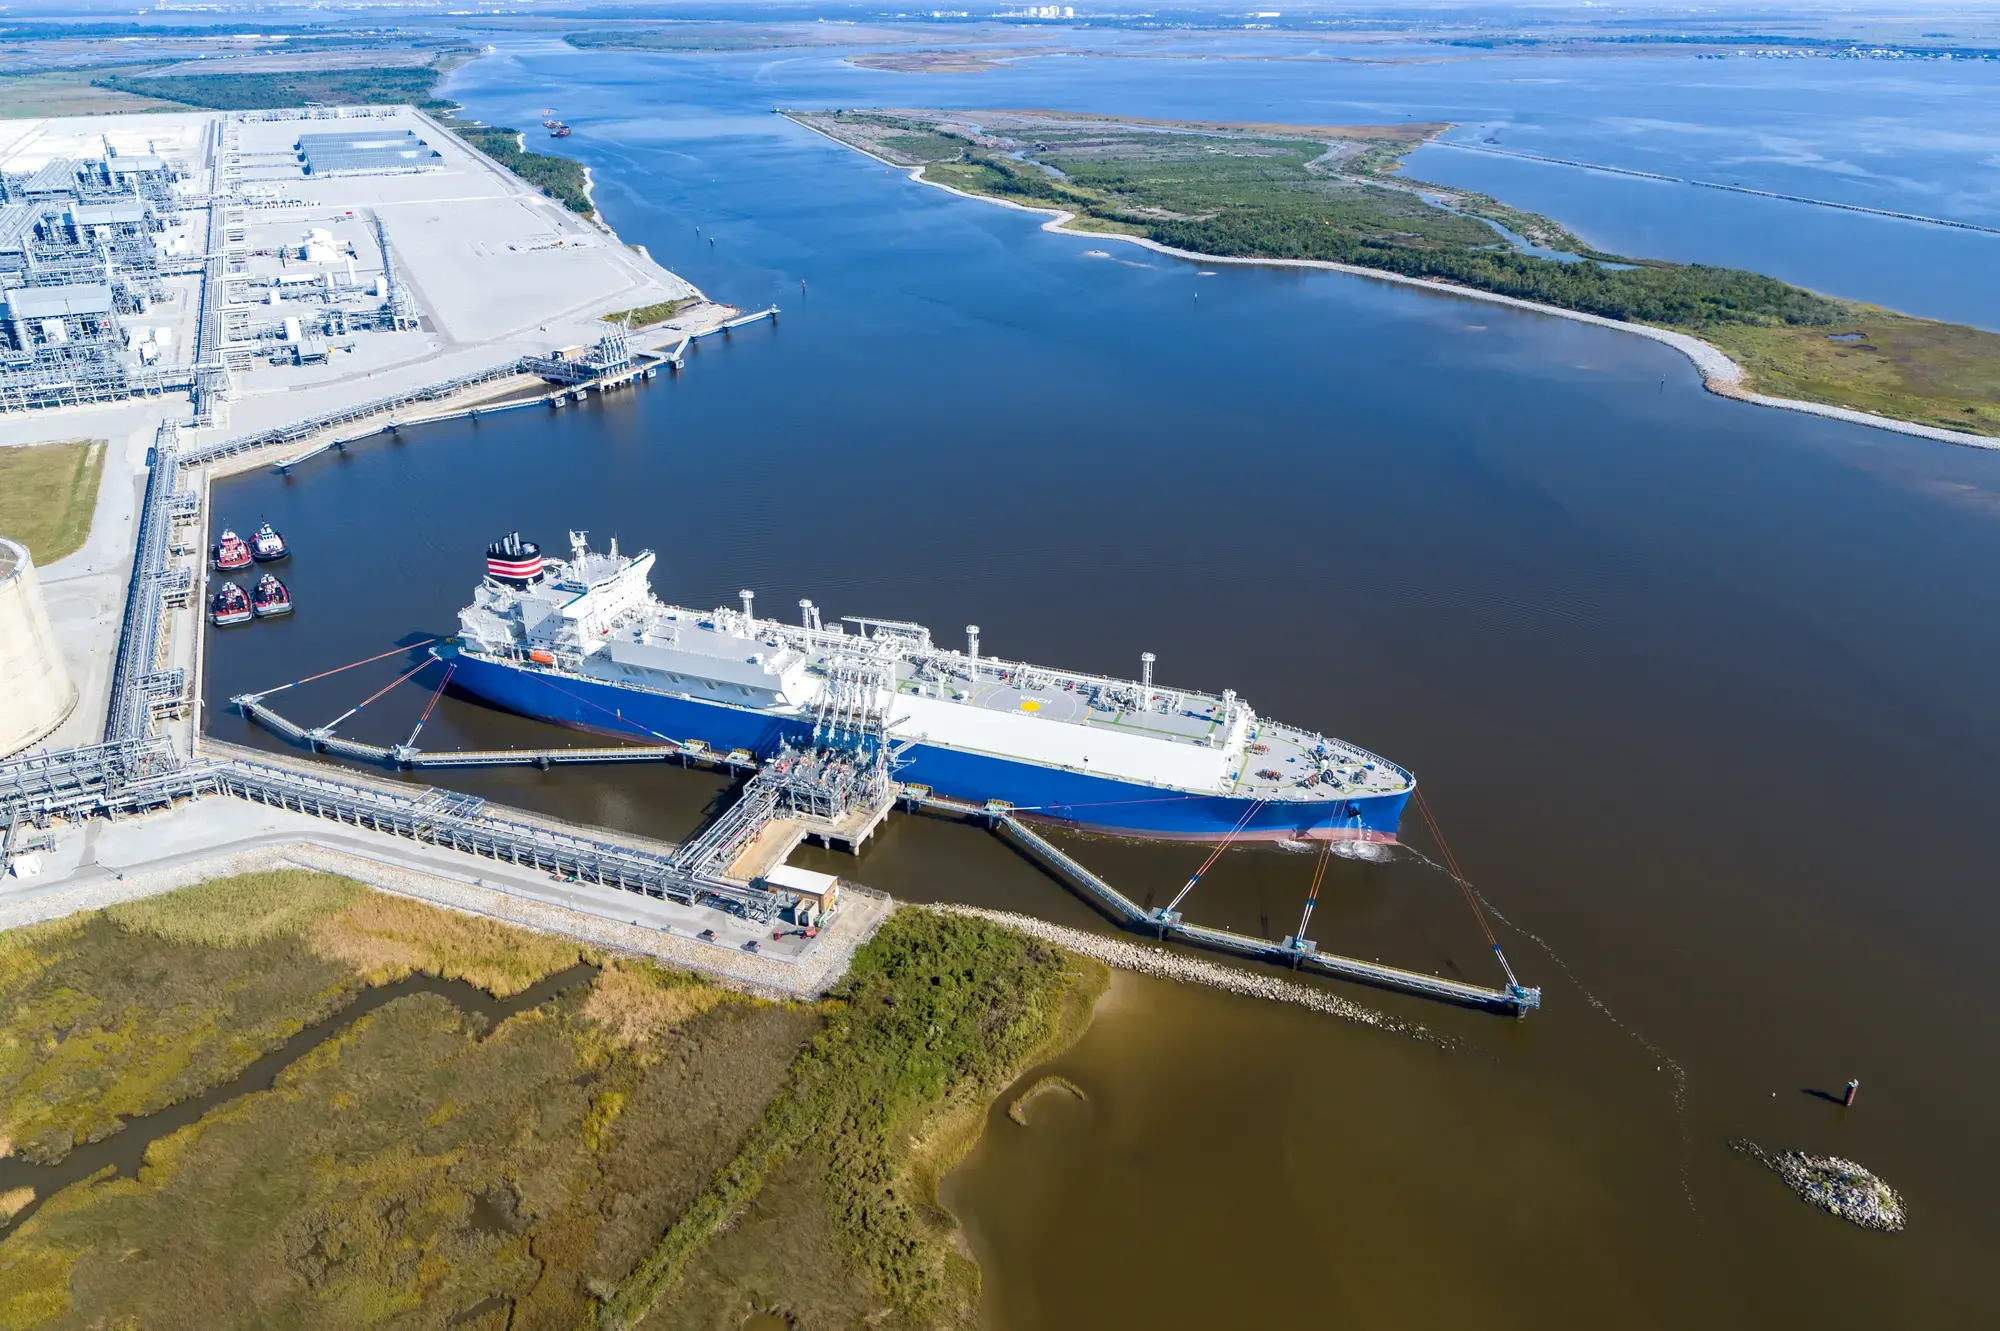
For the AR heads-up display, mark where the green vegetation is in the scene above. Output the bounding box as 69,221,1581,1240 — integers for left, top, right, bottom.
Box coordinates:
604,297,703,328
0,68,179,119
799,109,2000,437
610,909,1108,1330
0,871,589,1168
1705,312,2000,434
93,63,453,113
0,875,1105,1328
0,440,104,565
0,871,814,1327
1007,1073,1087,1126
453,123,595,216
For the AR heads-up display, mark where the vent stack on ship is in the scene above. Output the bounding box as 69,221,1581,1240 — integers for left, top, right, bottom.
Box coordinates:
486,533,544,587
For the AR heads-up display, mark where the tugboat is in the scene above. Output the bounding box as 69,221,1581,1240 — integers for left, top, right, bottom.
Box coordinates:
213,528,252,572
549,122,572,138
250,521,289,562
252,572,292,618
211,580,252,626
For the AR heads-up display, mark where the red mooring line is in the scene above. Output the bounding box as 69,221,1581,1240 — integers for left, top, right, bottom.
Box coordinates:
259,638,440,696
320,658,432,731
1413,785,1522,988
404,662,455,748
1164,797,1267,915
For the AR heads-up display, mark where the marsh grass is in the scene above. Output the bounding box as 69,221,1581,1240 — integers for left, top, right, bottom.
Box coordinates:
583,958,732,1047
308,891,585,997
0,872,818,1329
608,910,1109,1331
0,880,1110,1330
3,872,585,1166
105,870,361,948
1706,311,2000,437
1006,1073,1087,1126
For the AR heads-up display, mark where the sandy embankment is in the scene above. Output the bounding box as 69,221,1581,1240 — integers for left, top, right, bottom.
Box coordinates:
789,117,1996,452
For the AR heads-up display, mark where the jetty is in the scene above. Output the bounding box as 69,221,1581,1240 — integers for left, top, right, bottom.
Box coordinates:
224,687,1536,1014
906,788,1540,1014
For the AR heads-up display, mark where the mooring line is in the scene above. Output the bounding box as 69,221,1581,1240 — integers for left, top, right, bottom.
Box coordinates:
256,638,439,696
1394,836,1698,1213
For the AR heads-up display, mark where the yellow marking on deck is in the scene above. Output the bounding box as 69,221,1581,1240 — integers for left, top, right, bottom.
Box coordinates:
1020,699,1041,712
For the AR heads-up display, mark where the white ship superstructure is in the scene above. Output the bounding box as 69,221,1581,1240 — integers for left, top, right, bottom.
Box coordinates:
450,533,1412,841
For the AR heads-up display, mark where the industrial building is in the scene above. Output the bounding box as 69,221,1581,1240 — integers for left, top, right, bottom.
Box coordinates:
0,112,433,417
0,539,78,758
296,128,442,177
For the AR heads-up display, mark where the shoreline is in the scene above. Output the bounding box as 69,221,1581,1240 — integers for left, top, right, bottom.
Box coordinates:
787,114,1997,452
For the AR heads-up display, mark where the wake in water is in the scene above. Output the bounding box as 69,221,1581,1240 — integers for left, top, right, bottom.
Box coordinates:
1391,839,1700,1213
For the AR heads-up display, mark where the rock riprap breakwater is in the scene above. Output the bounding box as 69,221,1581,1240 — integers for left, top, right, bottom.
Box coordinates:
927,905,1436,1041
1734,1142,1907,1232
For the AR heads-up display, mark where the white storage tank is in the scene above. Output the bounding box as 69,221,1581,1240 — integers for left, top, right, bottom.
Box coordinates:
0,538,77,756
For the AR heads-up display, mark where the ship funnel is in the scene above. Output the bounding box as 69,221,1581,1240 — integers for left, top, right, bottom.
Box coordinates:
740,588,755,622
486,532,544,587
1141,651,1155,689
966,624,980,669
799,598,814,628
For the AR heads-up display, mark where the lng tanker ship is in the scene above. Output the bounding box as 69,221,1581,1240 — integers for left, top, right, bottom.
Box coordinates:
442,532,1414,842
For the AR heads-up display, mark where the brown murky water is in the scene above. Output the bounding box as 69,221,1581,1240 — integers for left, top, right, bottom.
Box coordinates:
197,68,2000,1325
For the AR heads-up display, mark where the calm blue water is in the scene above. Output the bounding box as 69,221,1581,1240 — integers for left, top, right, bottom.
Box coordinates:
449,36,2000,325
198,40,2000,1329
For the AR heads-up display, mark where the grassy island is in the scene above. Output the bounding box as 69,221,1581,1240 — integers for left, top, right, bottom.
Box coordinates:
791,108,2000,438
0,874,1104,1329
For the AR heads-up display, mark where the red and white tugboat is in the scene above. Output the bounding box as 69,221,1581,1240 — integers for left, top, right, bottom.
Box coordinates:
252,572,292,618
211,581,252,626
250,521,289,562
213,528,252,572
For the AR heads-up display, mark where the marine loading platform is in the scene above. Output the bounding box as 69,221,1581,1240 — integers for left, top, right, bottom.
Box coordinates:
228,655,1537,1015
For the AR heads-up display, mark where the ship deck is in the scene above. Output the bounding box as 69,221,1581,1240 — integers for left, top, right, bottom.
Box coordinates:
466,560,1411,807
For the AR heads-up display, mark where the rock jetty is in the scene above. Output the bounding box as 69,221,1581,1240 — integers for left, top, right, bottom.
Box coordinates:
928,904,1435,1040
1734,1141,1907,1232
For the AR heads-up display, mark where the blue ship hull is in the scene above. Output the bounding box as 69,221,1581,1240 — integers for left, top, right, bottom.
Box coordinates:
440,647,1409,842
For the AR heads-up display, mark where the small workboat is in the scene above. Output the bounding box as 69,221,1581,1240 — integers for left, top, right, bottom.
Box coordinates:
549,123,572,138
214,528,252,571
211,581,252,626
250,521,288,562
252,572,292,618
